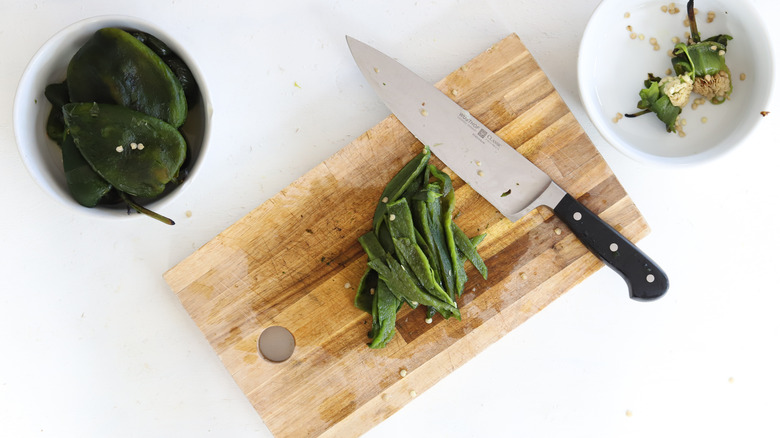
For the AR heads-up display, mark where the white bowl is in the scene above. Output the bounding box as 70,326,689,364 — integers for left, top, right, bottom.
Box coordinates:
578,0,773,165
13,15,212,219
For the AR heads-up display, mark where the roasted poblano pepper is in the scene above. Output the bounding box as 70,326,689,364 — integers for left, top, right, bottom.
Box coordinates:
354,148,489,348
45,27,198,224
63,102,187,199
61,134,113,207
67,27,187,127
372,146,430,233
368,279,401,349
131,31,200,107
44,81,70,146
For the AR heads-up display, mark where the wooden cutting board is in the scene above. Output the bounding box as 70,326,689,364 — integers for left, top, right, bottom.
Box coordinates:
164,33,650,437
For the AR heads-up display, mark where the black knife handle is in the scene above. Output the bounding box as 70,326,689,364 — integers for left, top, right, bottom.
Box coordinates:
553,193,668,301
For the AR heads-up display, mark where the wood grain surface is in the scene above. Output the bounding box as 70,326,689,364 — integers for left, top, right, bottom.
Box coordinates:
164,34,650,437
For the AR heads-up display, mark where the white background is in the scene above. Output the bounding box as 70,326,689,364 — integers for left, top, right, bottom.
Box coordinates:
1,1,778,437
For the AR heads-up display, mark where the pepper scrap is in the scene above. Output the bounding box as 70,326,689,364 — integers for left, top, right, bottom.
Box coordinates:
354,146,488,349
625,74,687,132
671,0,733,105
624,0,733,131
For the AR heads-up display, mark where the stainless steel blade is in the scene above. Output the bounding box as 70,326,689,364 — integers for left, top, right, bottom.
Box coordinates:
346,36,566,222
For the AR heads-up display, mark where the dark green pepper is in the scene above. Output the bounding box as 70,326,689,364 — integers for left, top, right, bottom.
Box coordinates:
453,223,488,280
355,154,489,348
625,74,683,133
368,279,400,349
429,165,467,296
61,134,113,207
131,30,200,107
44,81,70,146
372,146,430,233
67,27,187,127
368,257,460,320
63,102,187,199
354,268,377,314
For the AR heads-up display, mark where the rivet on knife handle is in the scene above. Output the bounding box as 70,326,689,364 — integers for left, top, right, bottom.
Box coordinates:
553,193,669,301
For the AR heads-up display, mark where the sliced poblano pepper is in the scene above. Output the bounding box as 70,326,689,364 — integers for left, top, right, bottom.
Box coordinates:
453,223,488,280
368,257,460,320
368,279,400,349
372,146,430,233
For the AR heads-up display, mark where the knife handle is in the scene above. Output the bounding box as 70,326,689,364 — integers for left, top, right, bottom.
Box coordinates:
553,193,668,301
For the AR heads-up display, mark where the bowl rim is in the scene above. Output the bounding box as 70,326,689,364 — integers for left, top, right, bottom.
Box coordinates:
577,0,775,166
13,14,213,220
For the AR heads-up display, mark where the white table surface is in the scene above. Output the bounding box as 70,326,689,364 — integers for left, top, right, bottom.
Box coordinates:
2,1,778,437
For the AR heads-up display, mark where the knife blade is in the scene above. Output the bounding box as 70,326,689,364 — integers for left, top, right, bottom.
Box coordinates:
346,36,668,301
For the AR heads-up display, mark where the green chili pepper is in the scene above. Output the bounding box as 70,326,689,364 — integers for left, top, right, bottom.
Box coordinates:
369,282,380,339
412,199,442,285
358,231,389,262
368,257,460,320
66,27,187,127
63,102,187,199
470,233,487,247
131,30,200,107
368,279,400,349
394,237,456,307
453,223,488,280
354,267,377,314
355,155,489,348
44,81,70,146
372,146,430,233
425,184,457,299
429,166,467,295
61,134,113,207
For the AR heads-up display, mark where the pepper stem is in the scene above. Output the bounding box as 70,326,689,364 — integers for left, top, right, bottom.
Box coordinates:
624,109,652,118
120,192,175,225
687,0,700,43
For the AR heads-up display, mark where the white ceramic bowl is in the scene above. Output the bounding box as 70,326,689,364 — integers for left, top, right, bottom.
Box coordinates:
13,15,212,219
578,0,773,165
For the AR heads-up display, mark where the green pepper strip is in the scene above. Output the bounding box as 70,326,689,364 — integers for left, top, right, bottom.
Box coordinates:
394,237,456,307
412,198,442,285
470,233,487,247
372,146,430,234
369,283,380,339
358,230,419,309
428,165,467,296
368,257,460,320
354,267,377,313
425,186,456,300
453,223,488,280
387,199,453,304
368,279,400,349
358,231,389,262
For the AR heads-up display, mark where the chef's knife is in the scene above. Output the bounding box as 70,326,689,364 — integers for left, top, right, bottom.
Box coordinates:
346,36,668,301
